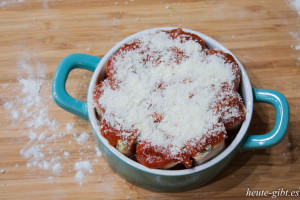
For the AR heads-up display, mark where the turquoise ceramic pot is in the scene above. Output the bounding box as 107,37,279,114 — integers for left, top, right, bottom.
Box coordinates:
52,28,289,192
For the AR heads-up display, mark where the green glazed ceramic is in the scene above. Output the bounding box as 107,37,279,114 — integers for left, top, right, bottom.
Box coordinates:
52,28,289,192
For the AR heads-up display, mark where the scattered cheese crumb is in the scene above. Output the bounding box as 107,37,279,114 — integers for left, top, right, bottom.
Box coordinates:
0,1,7,7
11,110,19,119
75,171,84,184
3,102,13,110
1,83,8,88
95,146,102,157
65,123,74,132
76,132,90,145
290,0,300,16
52,163,61,174
75,161,93,173
74,161,93,185
166,5,176,12
64,151,70,157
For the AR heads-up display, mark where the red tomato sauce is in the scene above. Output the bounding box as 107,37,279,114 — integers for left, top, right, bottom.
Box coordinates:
136,123,226,169
100,119,137,154
106,40,142,87
163,28,206,49
205,49,240,90
213,83,245,130
106,28,206,82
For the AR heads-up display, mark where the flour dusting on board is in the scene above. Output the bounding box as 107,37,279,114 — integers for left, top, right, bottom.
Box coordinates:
0,0,25,8
0,1,7,7
289,0,300,16
287,0,300,63
289,31,300,63
2,52,102,185
74,161,93,185
76,132,90,145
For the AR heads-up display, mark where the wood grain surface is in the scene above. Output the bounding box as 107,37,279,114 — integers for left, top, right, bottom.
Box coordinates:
1,0,300,199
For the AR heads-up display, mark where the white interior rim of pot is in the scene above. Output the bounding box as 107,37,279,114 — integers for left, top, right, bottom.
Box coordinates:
87,27,253,176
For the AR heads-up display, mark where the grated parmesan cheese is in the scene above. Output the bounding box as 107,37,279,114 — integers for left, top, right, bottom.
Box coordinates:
97,30,239,156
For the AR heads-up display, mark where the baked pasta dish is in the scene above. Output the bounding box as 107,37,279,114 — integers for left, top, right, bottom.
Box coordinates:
93,28,246,169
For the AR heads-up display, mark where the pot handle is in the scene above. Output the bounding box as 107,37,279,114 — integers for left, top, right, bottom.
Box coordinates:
52,53,101,120
242,88,289,149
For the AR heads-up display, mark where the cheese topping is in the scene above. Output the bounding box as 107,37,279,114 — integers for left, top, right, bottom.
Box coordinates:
97,30,237,156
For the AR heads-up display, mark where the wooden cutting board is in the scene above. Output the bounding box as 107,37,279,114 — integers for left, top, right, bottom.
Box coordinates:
0,0,299,199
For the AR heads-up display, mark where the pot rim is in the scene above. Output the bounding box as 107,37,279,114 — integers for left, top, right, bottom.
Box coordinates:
87,27,253,176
